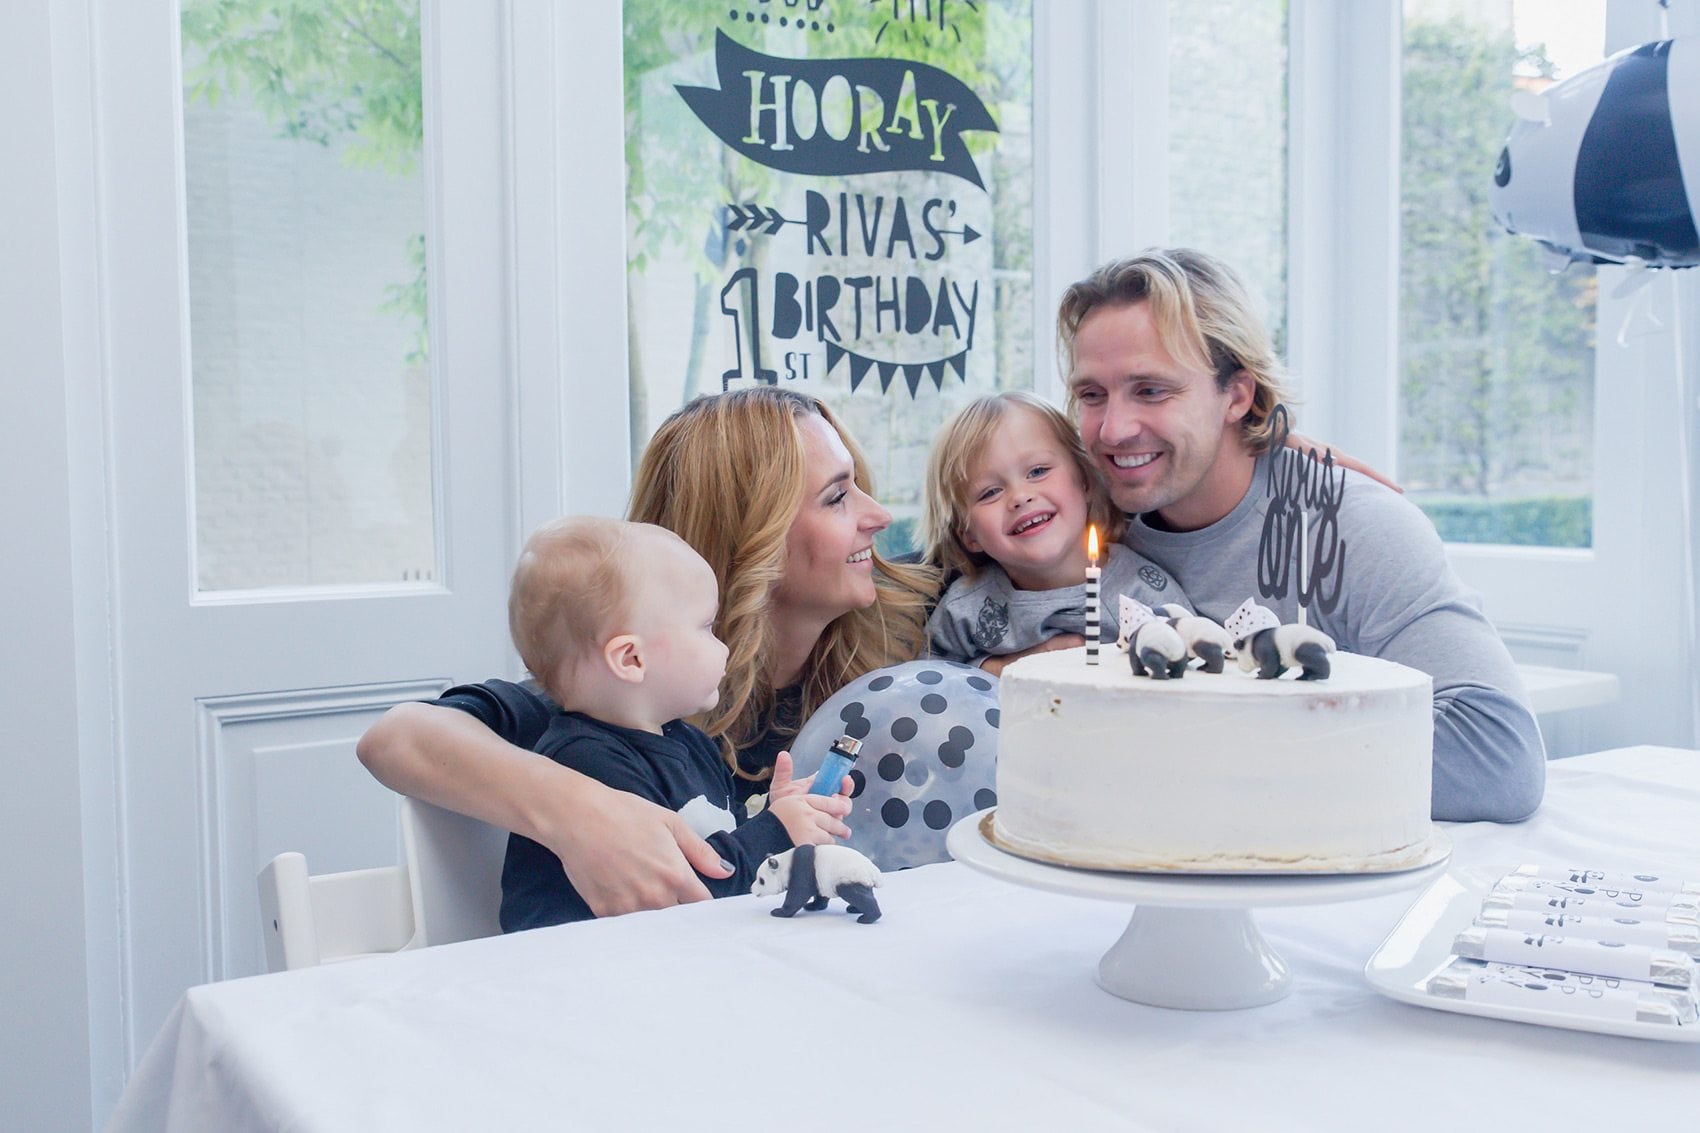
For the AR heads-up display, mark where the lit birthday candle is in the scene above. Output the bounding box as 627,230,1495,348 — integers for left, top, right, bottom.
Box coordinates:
1085,524,1101,665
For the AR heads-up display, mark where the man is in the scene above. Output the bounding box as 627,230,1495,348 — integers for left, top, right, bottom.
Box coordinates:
1058,248,1544,822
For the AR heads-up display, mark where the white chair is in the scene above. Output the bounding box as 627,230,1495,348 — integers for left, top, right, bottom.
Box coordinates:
256,798,504,973
256,852,415,973
400,795,507,947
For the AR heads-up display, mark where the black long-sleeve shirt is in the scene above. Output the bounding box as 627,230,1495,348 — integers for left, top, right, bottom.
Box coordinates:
498,710,792,932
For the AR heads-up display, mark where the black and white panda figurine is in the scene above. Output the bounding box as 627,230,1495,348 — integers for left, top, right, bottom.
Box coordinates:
1157,604,1235,674
750,844,883,924
1126,618,1188,680
1235,623,1336,681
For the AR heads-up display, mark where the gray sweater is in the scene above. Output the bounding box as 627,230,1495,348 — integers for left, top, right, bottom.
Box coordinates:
927,542,1188,665
1126,450,1545,823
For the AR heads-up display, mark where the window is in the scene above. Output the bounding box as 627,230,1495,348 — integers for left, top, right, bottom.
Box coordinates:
182,0,436,590
1170,0,1290,356
1399,0,1599,548
622,0,1034,555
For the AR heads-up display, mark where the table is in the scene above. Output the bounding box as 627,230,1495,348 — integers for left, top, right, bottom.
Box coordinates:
1515,662,1621,716
110,747,1700,1132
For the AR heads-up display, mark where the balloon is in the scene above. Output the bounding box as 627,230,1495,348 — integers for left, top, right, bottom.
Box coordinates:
1492,38,1700,269
789,660,1000,870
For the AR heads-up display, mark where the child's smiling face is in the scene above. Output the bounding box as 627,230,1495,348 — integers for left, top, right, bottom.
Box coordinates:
960,407,1092,592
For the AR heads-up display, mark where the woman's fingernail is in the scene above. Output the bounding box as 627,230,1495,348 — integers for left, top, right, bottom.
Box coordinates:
720,859,734,873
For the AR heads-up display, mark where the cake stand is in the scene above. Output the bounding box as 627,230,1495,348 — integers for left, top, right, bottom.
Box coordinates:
947,810,1451,1010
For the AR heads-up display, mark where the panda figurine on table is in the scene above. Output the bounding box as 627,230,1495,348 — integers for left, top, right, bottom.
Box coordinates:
750,844,883,924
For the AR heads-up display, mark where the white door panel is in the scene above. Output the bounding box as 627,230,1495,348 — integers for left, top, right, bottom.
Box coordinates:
98,1,518,1056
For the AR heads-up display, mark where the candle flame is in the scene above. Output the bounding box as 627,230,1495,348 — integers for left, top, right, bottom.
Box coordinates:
1087,524,1099,564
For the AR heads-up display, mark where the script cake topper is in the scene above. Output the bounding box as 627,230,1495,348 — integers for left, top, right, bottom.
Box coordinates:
1257,404,1345,617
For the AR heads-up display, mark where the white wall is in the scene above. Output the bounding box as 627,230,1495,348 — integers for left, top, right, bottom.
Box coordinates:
1,2,101,1127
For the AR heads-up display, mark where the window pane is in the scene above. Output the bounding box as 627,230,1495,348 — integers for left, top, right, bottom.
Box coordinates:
623,1,1034,556
1170,0,1289,356
1400,0,1598,548
182,0,435,590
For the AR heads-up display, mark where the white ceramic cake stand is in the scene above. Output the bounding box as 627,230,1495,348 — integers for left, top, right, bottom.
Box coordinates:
947,809,1451,1011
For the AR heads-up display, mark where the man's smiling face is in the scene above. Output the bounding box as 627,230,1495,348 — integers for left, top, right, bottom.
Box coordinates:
1069,301,1255,532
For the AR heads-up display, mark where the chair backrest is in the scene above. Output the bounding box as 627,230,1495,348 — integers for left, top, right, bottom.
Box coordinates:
257,852,415,973
400,796,507,947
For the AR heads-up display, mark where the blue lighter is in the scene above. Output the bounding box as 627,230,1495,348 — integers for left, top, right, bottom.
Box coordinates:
807,735,862,796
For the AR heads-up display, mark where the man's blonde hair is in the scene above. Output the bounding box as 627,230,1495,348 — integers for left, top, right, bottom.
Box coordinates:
628,387,937,779
1057,248,1293,452
509,517,650,702
923,391,1127,580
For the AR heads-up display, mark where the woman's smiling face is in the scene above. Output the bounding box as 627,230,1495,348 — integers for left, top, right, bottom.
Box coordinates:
770,413,892,627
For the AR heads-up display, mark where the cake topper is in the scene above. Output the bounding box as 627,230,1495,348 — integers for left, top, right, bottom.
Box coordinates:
1257,405,1345,621
1117,595,1186,679
1157,604,1235,674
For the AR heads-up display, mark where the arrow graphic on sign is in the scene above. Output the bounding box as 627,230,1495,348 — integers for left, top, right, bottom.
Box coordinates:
723,203,800,236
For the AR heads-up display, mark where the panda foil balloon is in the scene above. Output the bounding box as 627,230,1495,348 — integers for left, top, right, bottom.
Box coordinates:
789,660,999,871
1492,37,1700,268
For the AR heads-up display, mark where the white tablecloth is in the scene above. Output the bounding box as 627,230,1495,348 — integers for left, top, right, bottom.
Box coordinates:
111,747,1700,1132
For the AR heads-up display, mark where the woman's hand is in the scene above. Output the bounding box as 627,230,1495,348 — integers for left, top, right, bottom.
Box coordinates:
1285,431,1402,493
546,785,739,917
978,633,1086,677
768,793,853,847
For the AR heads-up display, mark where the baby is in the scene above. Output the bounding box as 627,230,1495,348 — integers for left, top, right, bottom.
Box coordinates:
500,517,847,932
923,391,1186,666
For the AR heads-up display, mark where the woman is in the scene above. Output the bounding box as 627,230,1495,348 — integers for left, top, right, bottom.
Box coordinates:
357,387,937,915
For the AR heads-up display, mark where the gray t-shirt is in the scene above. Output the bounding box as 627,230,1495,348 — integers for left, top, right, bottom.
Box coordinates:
927,542,1188,665
1125,448,1546,823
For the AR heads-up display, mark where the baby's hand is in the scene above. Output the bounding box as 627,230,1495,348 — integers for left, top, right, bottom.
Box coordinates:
768,750,807,800
767,794,851,847
767,750,852,800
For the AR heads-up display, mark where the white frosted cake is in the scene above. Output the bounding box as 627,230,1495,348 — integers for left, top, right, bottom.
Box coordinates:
992,648,1435,872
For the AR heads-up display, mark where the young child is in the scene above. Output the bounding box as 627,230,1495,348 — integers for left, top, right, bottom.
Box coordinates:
500,517,847,932
922,391,1187,665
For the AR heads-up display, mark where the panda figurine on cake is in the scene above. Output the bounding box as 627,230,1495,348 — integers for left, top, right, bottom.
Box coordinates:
1224,598,1336,681
1126,619,1188,679
1157,603,1235,674
750,844,883,924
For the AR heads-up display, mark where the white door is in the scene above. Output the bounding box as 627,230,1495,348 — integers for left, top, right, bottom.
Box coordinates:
96,2,519,1058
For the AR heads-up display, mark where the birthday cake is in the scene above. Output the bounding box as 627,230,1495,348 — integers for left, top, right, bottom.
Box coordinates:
991,647,1436,873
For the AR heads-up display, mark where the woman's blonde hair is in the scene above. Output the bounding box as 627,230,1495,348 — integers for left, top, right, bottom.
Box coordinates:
628,387,937,779
1057,247,1293,451
923,391,1127,580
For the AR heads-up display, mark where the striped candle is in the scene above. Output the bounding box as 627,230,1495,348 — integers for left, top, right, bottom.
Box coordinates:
1085,524,1101,665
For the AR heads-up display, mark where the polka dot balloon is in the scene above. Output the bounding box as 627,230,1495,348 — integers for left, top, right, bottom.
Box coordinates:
790,660,1000,870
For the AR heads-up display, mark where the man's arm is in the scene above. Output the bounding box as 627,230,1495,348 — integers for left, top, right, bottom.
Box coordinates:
357,701,733,914
1328,486,1546,822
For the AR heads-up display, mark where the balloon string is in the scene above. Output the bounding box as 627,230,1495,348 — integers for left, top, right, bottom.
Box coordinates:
1672,271,1700,747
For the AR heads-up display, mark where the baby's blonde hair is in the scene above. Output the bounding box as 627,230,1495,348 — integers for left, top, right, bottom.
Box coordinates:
508,518,685,702
923,391,1127,580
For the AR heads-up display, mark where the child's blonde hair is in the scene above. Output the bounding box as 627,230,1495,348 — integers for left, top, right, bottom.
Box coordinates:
923,391,1127,580
508,517,683,702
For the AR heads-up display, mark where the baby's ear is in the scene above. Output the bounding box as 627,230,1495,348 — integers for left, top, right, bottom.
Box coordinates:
603,634,646,684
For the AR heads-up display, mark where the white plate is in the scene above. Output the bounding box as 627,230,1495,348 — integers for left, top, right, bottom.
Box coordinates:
1364,864,1700,1042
